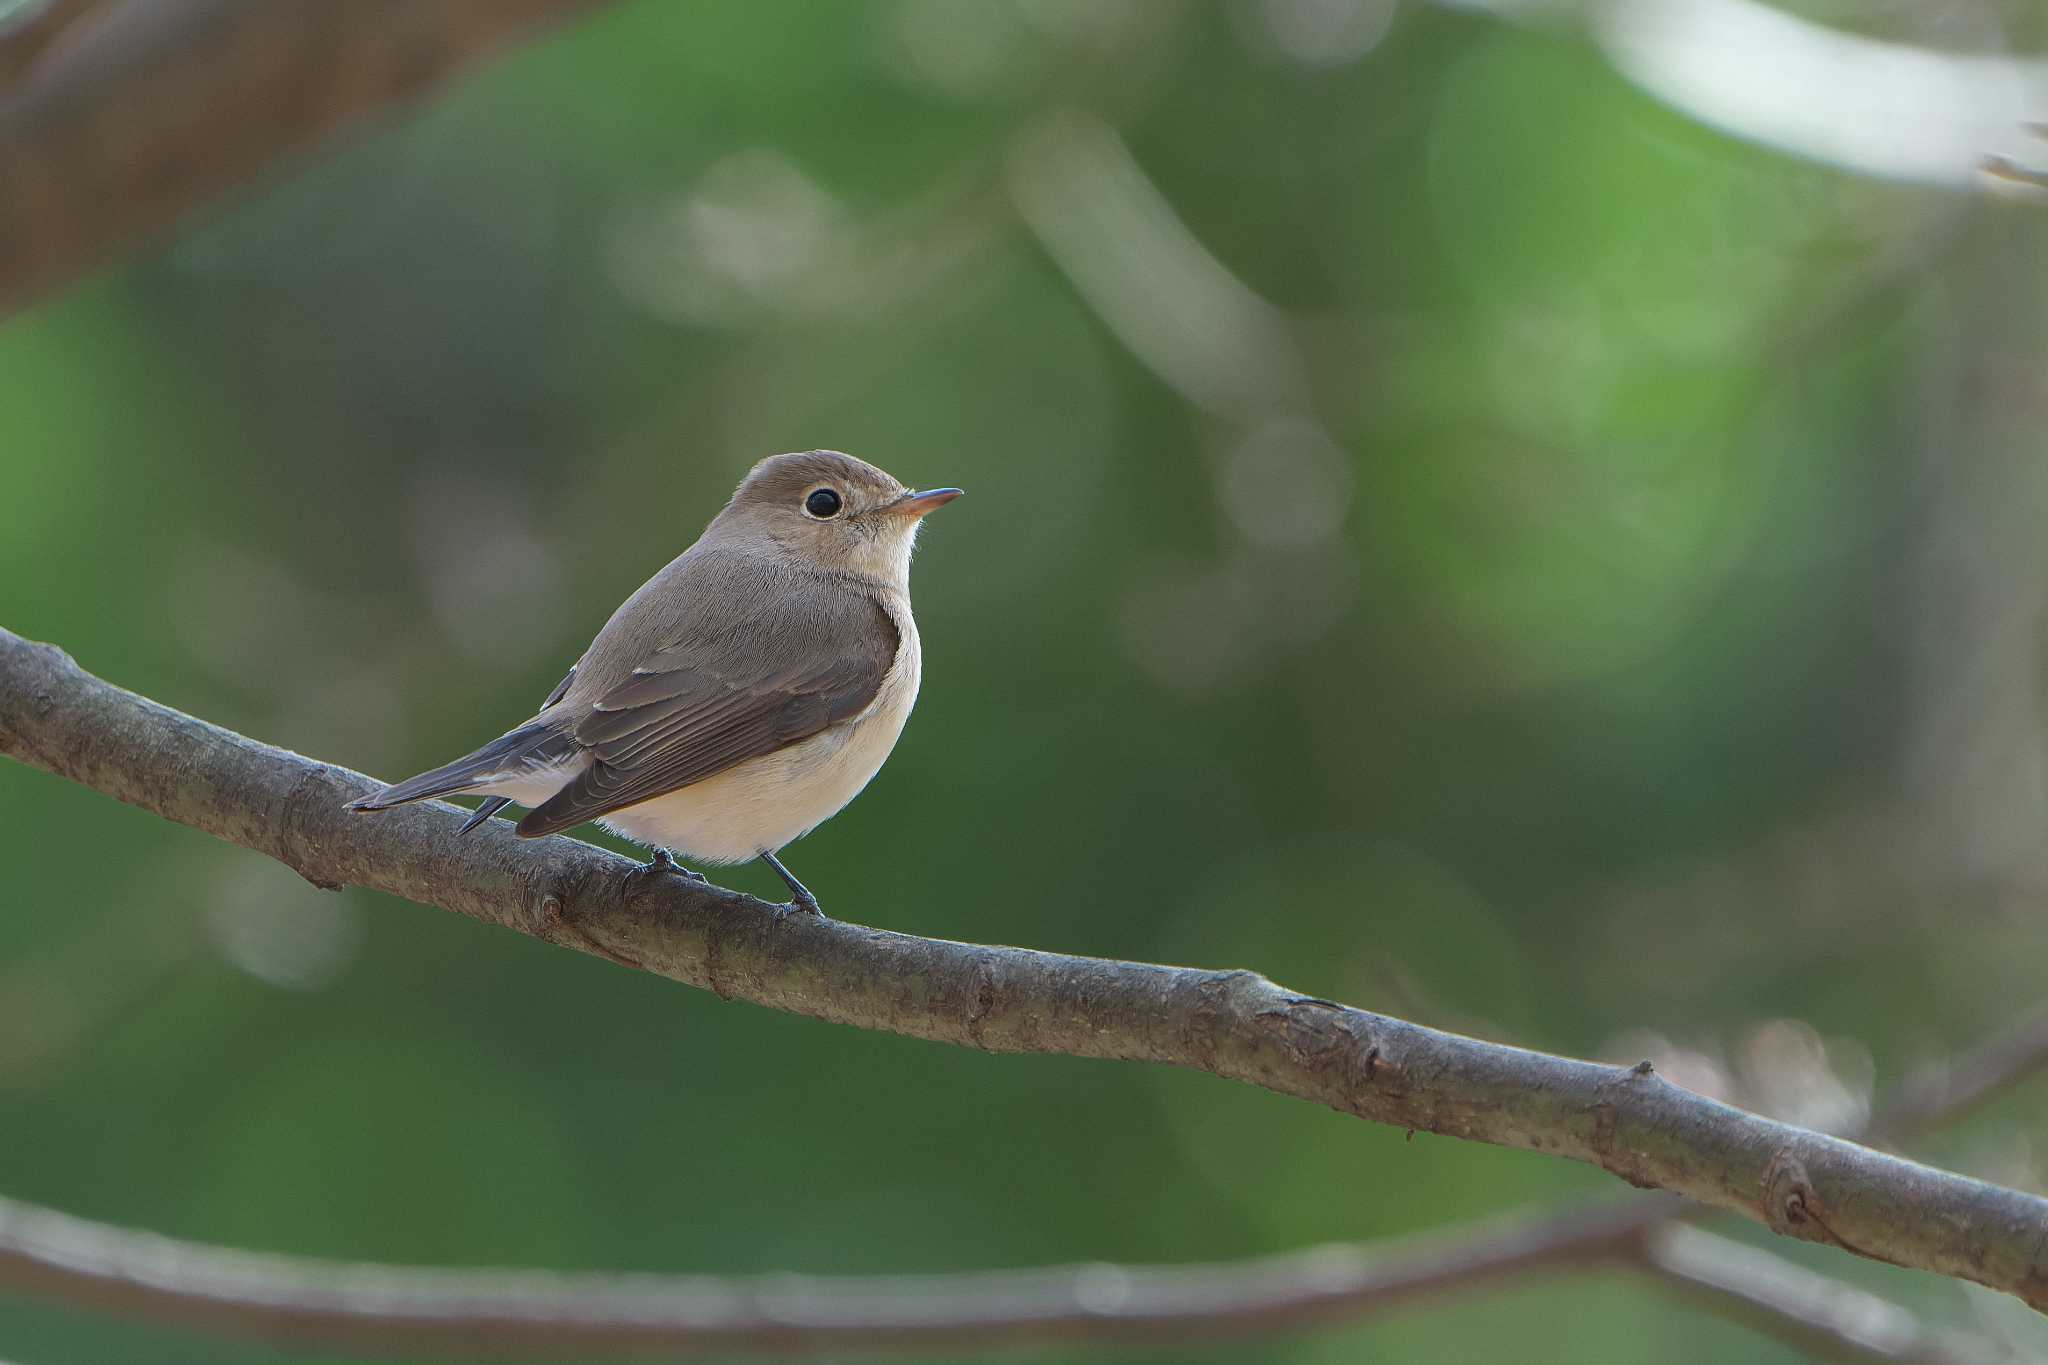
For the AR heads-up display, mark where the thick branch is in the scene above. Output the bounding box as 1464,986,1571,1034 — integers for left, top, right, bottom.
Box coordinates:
0,0,613,317
4,626,2048,1312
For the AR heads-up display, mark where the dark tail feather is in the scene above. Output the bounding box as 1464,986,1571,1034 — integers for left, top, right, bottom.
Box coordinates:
458,796,513,835
348,722,567,813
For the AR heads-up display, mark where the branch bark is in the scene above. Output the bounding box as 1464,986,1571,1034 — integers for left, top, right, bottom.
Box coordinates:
0,1197,1649,1355
4,626,2048,1313
0,1187,2015,1360
6,978,2043,1357
0,0,614,318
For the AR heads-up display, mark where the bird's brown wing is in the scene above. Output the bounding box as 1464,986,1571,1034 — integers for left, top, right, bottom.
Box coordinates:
514,587,898,839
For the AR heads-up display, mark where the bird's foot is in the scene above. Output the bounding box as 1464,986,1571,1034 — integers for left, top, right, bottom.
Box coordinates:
773,890,826,922
757,850,826,921
628,847,706,886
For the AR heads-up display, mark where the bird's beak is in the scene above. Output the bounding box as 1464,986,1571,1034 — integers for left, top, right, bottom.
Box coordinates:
886,487,964,518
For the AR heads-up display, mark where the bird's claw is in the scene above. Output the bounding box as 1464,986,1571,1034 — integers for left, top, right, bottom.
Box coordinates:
774,894,827,922
630,847,705,885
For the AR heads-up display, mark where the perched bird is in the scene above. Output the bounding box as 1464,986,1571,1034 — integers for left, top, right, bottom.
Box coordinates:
349,450,962,916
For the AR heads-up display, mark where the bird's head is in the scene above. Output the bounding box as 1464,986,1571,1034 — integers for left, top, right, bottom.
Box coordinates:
716,450,962,586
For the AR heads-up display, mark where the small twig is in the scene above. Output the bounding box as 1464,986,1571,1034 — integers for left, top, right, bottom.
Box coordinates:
1873,1004,2048,1143
1636,1224,2019,1365
1980,155,2048,190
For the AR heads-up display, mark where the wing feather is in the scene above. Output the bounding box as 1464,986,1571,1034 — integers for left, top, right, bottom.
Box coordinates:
540,665,577,709
515,583,897,839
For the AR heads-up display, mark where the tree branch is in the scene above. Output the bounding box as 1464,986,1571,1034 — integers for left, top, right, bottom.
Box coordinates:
4,625,2048,1314
1635,1225,2018,1365
0,1182,2009,1362
0,1196,1655,1355
0,1050,2031,1359
3,1010,2040,1361
1870,1003,2048,1145
0,0,614,318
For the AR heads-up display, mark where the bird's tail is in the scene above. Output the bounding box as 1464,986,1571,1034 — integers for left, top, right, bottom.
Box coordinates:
348,721,571,814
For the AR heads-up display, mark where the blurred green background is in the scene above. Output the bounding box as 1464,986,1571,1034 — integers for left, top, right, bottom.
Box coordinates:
6,1,2048,1360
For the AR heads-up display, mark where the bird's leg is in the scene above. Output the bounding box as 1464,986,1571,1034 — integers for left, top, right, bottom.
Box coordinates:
629,846,705,885
758,850,824,919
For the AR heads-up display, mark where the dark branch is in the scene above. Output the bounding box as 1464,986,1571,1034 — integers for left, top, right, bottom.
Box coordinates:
0,0,613,317
5,625,2048,1315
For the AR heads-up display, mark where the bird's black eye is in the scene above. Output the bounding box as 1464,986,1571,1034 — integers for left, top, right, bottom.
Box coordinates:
804,487,843,519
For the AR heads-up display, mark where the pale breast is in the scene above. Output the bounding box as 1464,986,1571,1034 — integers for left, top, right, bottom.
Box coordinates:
597,608,923,863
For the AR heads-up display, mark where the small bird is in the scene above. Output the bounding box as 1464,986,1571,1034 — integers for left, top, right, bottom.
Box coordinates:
350,450,962,916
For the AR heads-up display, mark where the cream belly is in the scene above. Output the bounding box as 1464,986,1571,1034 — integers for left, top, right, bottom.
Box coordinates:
483,620,923,864
606,632,921,861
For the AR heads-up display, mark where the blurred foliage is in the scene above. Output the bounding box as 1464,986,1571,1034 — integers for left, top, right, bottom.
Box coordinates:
5,1,2048,1361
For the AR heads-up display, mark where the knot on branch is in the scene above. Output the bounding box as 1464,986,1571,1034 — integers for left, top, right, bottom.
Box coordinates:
964,952,1002,1051
0,632,75,749
536,887,646,972
1761,1151,1843,1248
1584,1065,1670,1190
524,864,649,973
1249,991,1388,1110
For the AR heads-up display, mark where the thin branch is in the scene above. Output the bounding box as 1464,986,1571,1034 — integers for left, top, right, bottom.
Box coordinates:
1870,1004,2048,1145
0,1197,1651,1355
2,1010,2040,1357
0,0,614,318
5,626,2048,1313
1414,1005,2048,1358
1635,1225,2021,1365
2,1018,2036,1360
